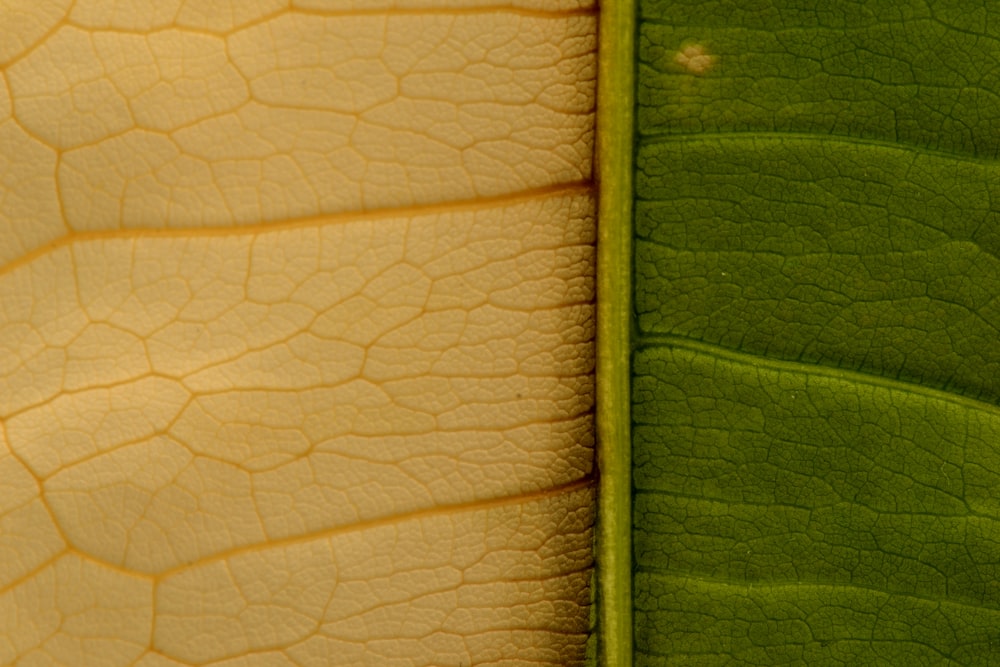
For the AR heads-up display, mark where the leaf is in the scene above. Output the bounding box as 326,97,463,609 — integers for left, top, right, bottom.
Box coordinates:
627,0,1000,664
0,2,598,665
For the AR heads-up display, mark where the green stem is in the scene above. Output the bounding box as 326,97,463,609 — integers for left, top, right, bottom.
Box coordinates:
596,0,635,665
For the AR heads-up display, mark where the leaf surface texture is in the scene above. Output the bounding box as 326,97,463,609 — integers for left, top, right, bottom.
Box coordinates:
0,1,597,665
632,1,1000,664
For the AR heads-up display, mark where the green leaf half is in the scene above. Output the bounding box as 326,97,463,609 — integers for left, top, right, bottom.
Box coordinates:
627,0,1000,663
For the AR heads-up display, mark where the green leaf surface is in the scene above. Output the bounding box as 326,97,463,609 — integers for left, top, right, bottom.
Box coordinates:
636,136,1000,401
637,1,1000,157
619,0,1000,664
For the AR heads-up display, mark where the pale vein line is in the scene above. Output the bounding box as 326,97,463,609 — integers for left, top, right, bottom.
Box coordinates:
634,567,1000,615
633,488,983,521
637,14,998,46
637,130,1000,165
636,334,1000,417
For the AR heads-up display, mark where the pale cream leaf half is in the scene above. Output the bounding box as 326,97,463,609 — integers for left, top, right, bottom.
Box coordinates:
0,1,596,665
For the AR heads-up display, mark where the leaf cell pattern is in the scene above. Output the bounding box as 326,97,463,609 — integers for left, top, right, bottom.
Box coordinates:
0,1,597,665
633,0,1000,664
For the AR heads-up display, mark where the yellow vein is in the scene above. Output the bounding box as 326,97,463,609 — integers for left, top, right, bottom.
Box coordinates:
154,476,596,580
0,182,595,280
287,6,598,20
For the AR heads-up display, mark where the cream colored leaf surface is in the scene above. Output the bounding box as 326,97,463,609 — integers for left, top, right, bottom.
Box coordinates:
69,0,288,32
0,554,153,666
0,0,596,665
7,9,595,240
0,0,72,65
293,2,595,9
